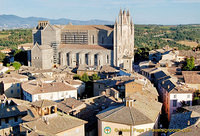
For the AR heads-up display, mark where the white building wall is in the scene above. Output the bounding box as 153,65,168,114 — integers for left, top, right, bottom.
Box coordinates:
169,93,193,115
25,90,77,102
99,120,155,136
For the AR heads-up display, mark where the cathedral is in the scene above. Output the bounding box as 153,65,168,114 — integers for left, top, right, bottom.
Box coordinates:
31,9,134,71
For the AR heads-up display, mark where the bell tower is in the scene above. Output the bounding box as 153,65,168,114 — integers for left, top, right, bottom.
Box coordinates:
114,9,134,72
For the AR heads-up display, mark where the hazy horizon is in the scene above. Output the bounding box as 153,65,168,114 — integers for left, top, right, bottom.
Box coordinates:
1,0,200,25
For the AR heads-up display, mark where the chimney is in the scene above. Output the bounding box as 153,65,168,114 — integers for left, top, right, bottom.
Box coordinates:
125,98,134,107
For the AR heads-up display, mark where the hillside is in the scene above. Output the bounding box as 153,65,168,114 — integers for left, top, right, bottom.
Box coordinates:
0,25,200,50
135,25,200,50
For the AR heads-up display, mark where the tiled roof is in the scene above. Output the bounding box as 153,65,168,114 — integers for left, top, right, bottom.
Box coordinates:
62,25,113,31
57,98,85,113
97,106,154,125
0,105,28,119
59,44,113,50
65,79,83,85
21,80,77,95
31,100,57,108
171,122,200,136
4,73,28,79
97,97,162,125
0,77,20,83
38,45,52,50
100,65,118,73
182,71,200,84
168,112,200,135
154,70,168,80
184,105,200,117
22,113,87,135
32,69,53,74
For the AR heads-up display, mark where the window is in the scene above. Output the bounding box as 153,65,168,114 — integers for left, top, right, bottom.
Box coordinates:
102,37,104,44
173,100,177,107
92,35,95,44
107,55,109,64
17,83,20,87
119,131,122,135
5,118,9,124
14,117,18,122
98,85,101,89
174,95,176,98
17,89,20,93
11,90,13,94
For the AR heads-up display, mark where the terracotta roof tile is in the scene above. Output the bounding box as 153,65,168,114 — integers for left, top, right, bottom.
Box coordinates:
21,80,77,95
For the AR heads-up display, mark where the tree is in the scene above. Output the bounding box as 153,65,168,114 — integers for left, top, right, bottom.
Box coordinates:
183,57,195,71
73,74,81,80
0,52,6,62
12,61,21,70
81,73,90,82
91,74,100,81
14,49,28,65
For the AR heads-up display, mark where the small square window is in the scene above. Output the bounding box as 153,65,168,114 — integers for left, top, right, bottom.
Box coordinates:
174,95,176,98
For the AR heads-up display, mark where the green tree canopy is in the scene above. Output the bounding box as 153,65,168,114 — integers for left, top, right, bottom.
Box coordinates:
0,52,6,62
81,73,90,82
11,61,21,70
73,74,81,80
91,73,100,81
183,56,195,71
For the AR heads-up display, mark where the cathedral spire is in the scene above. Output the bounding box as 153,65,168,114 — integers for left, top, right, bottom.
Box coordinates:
119,9,122,16
127,9,130,16
123,9,126,16
115,18,117,25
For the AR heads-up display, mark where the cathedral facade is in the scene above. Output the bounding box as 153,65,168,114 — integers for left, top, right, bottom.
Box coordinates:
31,9,134,71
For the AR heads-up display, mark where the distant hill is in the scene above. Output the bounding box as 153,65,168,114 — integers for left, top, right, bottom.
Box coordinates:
0,14,114,29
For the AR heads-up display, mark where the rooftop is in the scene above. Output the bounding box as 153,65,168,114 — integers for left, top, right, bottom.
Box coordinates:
97,96,162,126
21,80,77,95
59,44,113,50
62,24,113,31
57,98,85,113
168,112,200,135
182,71,200,84
22,113,87,135
31,100,57,108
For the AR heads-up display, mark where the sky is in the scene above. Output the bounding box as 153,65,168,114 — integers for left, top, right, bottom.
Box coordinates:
0,0,200,25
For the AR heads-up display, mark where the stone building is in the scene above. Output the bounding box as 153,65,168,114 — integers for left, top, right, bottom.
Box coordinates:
31,9,135,71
